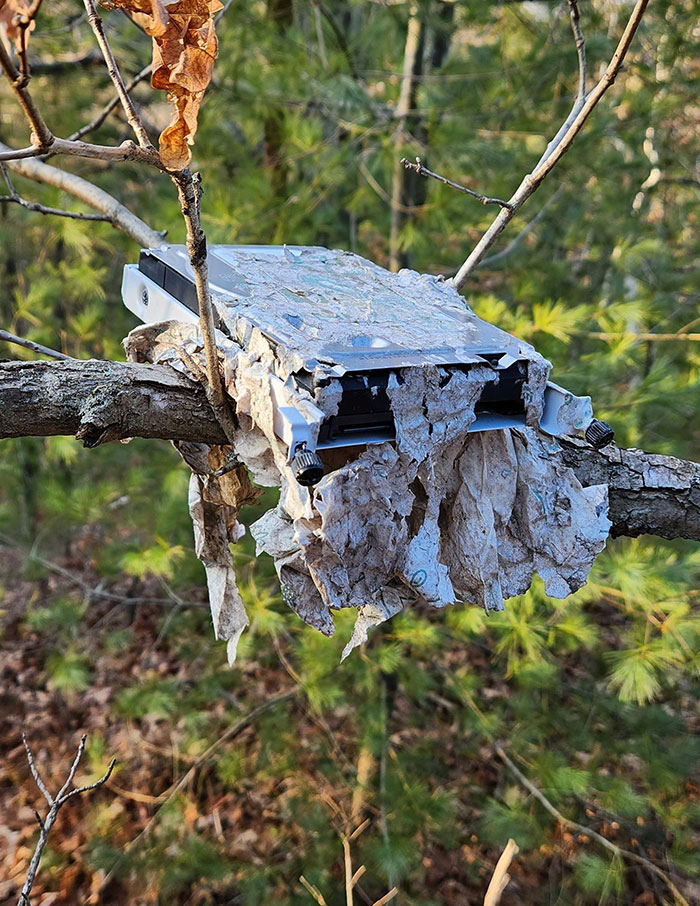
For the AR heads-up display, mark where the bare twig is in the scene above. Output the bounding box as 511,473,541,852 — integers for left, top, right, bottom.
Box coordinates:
402,157,513,210
68,0,235,144
494,744,690,906
452,0,650,289
480,187,562,267
0,37,53,150
0,192,113,222
483,838,519,906
300,876,329,906
82,0,152,149
14,0,44,89
67,62,153,142
18,734,115,906
0,163,113,224
0,328,72,361
0,141,164,246
172,170,238,444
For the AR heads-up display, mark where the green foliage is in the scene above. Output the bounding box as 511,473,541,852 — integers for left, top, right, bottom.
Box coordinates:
1,1,699,904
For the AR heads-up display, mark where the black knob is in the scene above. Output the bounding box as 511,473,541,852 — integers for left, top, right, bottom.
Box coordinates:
291,445,324,486
584,418,614,449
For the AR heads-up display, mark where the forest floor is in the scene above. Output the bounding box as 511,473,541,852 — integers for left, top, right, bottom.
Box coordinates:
0,542,697,906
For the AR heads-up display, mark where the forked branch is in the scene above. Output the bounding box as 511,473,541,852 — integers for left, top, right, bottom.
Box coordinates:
451,0,649,289
17,734,115,906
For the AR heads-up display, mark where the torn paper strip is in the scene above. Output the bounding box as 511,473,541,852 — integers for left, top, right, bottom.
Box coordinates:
123,249,610,663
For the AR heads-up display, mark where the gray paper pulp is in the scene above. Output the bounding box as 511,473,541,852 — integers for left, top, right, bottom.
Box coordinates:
125,314,610,665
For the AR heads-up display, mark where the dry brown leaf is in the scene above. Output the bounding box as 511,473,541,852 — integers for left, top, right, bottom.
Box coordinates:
100,0,223,170
0,0,38,55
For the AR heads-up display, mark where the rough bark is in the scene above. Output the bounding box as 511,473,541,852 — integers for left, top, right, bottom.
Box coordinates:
0,359,226,448
1,359,699,542
559,438,700,542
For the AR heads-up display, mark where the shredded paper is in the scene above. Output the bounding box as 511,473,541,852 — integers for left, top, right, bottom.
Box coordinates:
125,314,610,663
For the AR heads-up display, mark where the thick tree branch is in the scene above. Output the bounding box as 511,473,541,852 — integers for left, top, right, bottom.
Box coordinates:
451,0,649,289
1,359,699,543
0,141,164,246
0,359,228,447
559,437,700,542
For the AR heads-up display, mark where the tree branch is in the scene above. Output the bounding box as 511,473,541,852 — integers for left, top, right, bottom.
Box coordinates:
0,359,228,447
18,733,115,906
558,437,700,542
452,0,649,289
402,157,513,210
1,359,700,543
0,162,114,225
0,328,72,360
82,0,153,150
0,141,164,246
493,743,691,906
172,170,238,445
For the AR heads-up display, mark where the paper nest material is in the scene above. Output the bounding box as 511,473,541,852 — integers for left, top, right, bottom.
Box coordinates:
125,320,610,664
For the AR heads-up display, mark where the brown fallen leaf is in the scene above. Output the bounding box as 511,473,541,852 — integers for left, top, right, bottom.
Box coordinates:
100,0,223,170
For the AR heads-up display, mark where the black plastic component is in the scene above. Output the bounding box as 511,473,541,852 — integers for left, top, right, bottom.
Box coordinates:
311,360,528,446
584,418,614,449
291,445,325,486
139,251,199,316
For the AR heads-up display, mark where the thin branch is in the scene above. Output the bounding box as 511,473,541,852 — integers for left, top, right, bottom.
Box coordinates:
67,0,235,144
494,744,691,906
0,135,162,166
402,157,513,210
480,187,562,266
483,838,519,906
370,889,398,906
82,0,152,149
67,62,153,142
0,193,113,222
532,0,589,172
21,734,54,806
172,170,238,444
0,141,164,246
568,0,587,104
300,876,329,906
0,329,72,361
15,0,44,89
314,0,360,81
18,734,115,906
452,0,650,289
0,163,114,224
0,37,53,150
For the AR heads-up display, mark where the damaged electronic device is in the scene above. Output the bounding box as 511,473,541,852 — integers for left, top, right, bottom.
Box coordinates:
122,244,613,485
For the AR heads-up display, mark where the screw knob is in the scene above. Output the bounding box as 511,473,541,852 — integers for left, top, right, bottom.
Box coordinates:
584,418,614,449
291,445,324,487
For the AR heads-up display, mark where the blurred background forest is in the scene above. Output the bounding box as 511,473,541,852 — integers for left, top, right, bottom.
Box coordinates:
1,1,699,904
